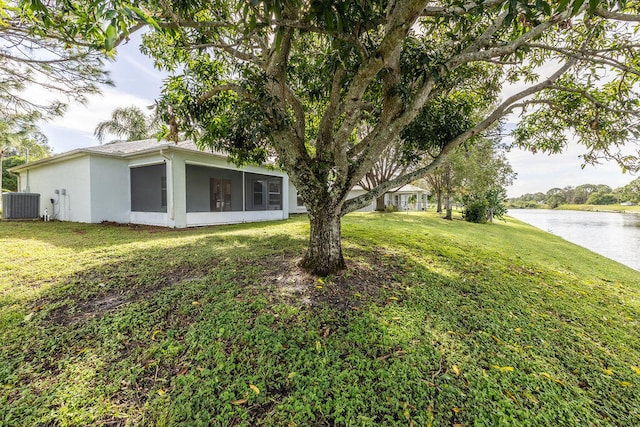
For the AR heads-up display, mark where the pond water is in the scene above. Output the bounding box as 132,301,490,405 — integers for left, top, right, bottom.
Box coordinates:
508,209,640,271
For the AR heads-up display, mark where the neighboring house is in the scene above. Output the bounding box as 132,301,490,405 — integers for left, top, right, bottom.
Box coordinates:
347,184,429,212
10,139,294,227
9,139,429,227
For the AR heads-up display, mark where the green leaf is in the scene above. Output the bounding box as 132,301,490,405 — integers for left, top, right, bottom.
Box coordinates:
588,0,599,14
572,0,586,15
556,0,572,12
536,0,552,16
104,23,117,51
128,6,161,31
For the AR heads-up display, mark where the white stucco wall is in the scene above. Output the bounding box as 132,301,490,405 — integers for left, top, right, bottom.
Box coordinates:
19,156,92,222
90,156,130,223
130,212,169,227
347,189,376,212
288,183,307,213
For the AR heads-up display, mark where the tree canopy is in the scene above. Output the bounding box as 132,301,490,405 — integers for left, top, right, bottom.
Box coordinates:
1,1,112,118
19,0,640,274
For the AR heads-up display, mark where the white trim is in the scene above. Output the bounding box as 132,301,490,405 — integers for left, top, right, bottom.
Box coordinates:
184,159,245,173
128,160,166,168
242,172,246,212
186,210,285,227
130,211,170,227
185,159,287,178
159,151,174,220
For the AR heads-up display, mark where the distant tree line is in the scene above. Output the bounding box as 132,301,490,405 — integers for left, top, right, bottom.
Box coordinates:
509,179,640,208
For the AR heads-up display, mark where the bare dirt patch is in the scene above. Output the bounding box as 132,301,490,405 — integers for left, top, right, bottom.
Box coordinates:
254,250,408,310
42,260,220,325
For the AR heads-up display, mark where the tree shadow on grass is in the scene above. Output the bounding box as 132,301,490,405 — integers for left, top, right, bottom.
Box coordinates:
29,231,308,325
0,216,310,251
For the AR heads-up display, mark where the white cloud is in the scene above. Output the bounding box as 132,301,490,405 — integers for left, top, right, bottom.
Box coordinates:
46,88,153,134
505,143,635,197
36,86,156,153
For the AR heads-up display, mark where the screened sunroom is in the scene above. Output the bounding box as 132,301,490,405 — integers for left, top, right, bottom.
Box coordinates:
183,163,286,226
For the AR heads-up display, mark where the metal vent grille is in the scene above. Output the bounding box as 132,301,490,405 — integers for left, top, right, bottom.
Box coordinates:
2,193,40,219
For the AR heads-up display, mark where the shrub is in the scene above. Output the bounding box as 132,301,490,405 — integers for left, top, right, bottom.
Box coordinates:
462,198,489,223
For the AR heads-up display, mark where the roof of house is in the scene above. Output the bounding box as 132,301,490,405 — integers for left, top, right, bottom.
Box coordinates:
11,139,225,173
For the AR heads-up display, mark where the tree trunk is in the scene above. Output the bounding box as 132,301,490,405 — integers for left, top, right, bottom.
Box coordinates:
0,152,4,213
375,194,385,211
445,179,453,220
436,190,442,213
300,209,346,276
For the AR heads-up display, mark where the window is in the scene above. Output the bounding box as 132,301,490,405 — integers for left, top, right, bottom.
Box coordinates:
253,180,264,207
245,173,282,211
268,180,281,210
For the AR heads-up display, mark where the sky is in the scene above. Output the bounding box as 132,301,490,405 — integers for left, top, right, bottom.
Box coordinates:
33,32,637,198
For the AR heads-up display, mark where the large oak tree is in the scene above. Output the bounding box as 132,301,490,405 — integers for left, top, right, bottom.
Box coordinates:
22,0,640,275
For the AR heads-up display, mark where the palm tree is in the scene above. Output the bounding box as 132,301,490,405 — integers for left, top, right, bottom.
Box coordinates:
93,106,158,143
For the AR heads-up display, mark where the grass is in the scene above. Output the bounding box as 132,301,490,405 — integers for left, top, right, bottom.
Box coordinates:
1,212,639,426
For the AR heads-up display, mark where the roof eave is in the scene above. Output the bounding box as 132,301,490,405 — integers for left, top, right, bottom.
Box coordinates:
9,150,92,173
9,142,230,174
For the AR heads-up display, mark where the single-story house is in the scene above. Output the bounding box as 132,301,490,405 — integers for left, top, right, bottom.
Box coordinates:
10,139,303,227
347,184,429,212
9,139,427,227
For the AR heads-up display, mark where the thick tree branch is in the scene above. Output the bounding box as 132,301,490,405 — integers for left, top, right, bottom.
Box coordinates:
197,84,246,105
448,9,574,68
332,0,429,153
342,59,577,215
317,66,346,156
263,24,316,194
595,7,640,22
284,84,306,141
421,0,505,17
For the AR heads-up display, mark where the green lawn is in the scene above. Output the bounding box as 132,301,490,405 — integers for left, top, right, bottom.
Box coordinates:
1,213,639,426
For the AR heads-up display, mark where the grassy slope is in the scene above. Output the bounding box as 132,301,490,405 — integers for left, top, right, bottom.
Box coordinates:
0,213,639,426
